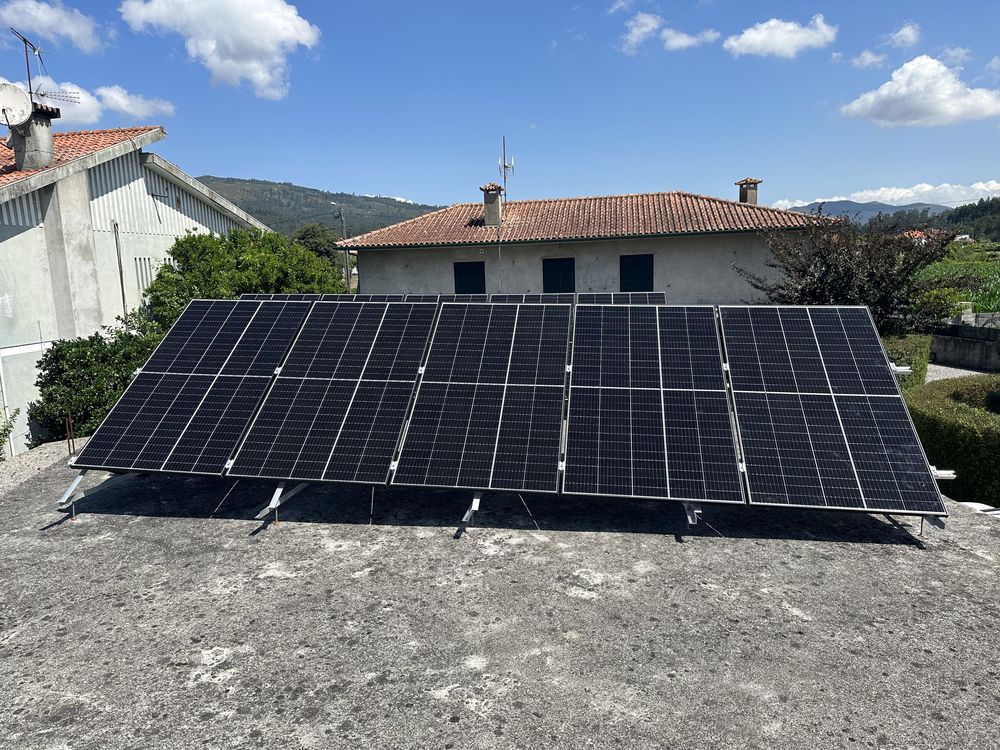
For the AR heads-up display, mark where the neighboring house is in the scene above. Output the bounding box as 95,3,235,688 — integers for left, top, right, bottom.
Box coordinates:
0,104,267,455
341,177,810,299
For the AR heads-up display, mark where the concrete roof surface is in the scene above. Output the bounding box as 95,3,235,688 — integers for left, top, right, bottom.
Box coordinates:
2,443,999,750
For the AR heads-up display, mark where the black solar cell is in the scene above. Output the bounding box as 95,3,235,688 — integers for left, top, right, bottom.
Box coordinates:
162,376,272,474
564,304,742,503
227,301,436,484
720,305,945,515
393,302,572,493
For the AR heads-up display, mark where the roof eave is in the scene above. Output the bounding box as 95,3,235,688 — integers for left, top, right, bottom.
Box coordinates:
139,152,269,231
0,127,166,203
342,225,809,251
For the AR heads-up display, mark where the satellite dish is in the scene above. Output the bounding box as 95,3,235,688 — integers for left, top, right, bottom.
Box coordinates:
0,83,32,128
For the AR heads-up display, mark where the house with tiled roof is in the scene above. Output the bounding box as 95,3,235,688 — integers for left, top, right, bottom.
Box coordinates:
341,177,810,300
0,103,267,455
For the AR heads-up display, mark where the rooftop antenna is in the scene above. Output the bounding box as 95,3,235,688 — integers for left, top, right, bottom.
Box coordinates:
498,135,514,196
10,27,41,102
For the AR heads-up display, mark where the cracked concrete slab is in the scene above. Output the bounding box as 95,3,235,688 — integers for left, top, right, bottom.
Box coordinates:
2,443,999,749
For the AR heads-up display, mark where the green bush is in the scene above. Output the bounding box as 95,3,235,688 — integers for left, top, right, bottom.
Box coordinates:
905,375,1000,505
881,334,931,390
0,408,19,460
28,312,163,445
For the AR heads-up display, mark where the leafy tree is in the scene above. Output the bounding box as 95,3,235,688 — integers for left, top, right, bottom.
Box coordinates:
736,213,954,334
28,312,163,445
146,229,345,326
292,222,341,260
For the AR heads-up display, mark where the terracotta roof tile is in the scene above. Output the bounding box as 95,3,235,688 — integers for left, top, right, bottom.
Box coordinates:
341,191,813,249
0,126,163,187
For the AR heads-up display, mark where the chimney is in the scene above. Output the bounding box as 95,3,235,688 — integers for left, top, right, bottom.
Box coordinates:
9,103,60,170
735,177,762,205
480,181,503,227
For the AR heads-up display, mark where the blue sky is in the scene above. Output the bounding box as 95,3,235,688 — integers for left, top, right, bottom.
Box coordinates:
2,1,999,209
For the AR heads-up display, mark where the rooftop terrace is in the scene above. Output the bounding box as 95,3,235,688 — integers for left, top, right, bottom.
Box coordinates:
2,441,999,749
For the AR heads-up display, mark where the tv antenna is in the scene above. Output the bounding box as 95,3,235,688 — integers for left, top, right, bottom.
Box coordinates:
10,27,47,101
498,136,514,195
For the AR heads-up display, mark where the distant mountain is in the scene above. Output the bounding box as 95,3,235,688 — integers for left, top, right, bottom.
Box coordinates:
198,176,443,238
789,200,951,224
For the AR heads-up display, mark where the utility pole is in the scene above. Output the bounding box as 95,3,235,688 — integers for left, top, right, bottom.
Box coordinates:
331,201,351,292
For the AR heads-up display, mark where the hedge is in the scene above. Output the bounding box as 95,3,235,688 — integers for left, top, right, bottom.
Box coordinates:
881,334,931,391
904,375,1000,504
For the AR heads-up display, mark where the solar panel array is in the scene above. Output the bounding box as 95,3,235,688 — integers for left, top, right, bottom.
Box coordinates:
720,306,944,514
74,299,311,474
73,297,945,517
393,303,571,493
563,305,743,503
228,302,436,484
577,292,667,305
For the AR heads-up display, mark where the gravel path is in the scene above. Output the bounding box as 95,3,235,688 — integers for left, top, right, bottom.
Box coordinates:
925,363,990,382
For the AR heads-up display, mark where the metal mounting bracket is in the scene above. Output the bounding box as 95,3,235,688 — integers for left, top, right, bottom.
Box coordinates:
930,465,957,480
890,362,913,375
683,501,702,526
254,481,310,521
461,492,483,525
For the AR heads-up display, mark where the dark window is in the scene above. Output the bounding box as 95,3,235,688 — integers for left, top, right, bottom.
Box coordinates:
542,258,576,293
620,254,654,292
453,261,486,294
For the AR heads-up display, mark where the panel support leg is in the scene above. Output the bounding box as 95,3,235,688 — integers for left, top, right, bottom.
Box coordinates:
462,492,483,525
683,502,702,527
57,470,140,516
254,481,309,521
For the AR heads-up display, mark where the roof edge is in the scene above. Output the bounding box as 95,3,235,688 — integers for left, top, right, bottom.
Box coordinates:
0,127,166,203
139,153,269,232
344,225,808,252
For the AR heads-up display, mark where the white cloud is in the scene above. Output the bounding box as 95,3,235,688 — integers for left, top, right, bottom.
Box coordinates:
620,12,661,55
607,0,631,14
660,27,720,51
119,0,320,100
887,22,920,49
0,75,174,125
830,51,843,63
851,50,886,69
723,14,837,59
773,180,1000,210
941,47,971,67
95,85,175,118
842,56,1000,126
0,0,100,53
988,56,1000,77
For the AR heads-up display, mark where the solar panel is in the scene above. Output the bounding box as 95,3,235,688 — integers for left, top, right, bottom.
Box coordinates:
404,294,441,302
719,306,945,515
392,303,571,492
238,293,322,301
228,302,437,484
321,294,406,302
73,300,312,474
576,292,667,304
489,293,577,304
563,305,743,503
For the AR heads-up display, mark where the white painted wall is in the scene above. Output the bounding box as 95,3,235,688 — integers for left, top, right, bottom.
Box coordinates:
356,232,777,304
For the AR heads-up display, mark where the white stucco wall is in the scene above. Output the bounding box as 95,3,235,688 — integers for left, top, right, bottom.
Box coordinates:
356,232,778,304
